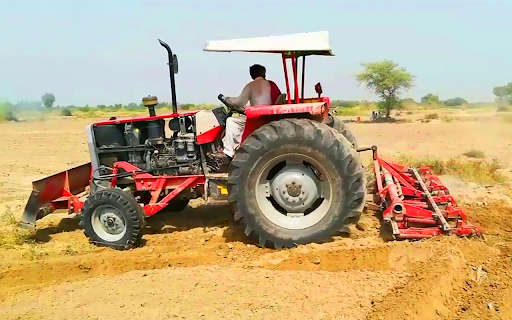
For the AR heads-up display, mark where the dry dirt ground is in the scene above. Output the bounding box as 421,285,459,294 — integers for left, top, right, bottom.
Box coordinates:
0,112,512,319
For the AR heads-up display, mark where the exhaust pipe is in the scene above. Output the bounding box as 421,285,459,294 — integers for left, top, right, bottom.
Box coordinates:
158,39,178,114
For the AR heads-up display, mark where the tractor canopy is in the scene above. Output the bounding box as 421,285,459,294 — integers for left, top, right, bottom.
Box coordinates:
204,31,334,105
203,31,334,56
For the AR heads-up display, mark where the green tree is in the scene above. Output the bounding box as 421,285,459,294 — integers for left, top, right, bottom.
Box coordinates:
97,104,106,109
41,93,56,108
356,60,414,118
493,83,512,104
126,103,139,109
444,97,468,107
421,93,441,105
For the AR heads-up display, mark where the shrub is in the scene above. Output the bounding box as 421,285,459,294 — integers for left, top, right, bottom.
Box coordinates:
61,109,73,116
463,149,486,159
0,103,12,122
497,105,510,112
396,155,507,185
444,97,468,107
424,113,439,120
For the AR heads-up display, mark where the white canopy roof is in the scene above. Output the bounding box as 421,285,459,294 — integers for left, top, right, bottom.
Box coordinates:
203,31,334,56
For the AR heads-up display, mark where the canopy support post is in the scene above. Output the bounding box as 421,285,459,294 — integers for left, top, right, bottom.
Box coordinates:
282,54,292,104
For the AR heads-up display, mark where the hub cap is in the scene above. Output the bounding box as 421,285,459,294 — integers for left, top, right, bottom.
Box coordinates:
256,154,332,230
91,205,127,242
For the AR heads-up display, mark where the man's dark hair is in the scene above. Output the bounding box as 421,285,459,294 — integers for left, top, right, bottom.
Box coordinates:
249,64,266,80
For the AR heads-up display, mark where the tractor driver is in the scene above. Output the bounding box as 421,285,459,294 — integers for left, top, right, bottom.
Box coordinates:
219,64,281,165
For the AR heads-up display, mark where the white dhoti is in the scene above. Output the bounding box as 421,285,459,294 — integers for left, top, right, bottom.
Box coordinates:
222,116,246,158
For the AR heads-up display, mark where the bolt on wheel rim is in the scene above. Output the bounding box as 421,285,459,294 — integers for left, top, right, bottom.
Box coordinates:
256,153,332,230
91,205,127,242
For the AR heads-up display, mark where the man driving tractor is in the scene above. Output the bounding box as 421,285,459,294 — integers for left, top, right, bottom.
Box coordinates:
218,64,281,165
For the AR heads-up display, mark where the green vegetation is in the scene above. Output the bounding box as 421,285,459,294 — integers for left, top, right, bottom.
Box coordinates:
493,83,512,105
0,208,34,248
356,60,414,118
444,97,468,107
463,149,486,159
497,105,511,112
41,92,55,108
421,94,441,106
397,155,507,185
0,103,12,122
424,113,439,120
61,109,73,116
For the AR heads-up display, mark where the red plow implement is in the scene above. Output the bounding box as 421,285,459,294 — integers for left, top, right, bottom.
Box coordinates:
363,146,482,239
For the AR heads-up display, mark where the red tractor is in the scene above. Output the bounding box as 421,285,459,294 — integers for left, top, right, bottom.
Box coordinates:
21,32,366,249
21,32,481,249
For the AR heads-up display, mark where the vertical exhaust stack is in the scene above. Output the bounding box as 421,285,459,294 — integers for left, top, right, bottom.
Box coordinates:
158,39,178,114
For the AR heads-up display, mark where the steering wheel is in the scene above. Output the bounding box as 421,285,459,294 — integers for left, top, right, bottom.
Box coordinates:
218,94,245,115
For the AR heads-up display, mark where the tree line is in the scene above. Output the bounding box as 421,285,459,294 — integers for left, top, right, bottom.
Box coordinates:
5,63,512,119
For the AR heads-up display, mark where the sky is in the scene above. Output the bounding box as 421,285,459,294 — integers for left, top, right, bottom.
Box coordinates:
1,0,510,106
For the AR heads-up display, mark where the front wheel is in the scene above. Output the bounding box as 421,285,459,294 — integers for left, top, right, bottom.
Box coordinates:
82,188,145,250
228,119,366,248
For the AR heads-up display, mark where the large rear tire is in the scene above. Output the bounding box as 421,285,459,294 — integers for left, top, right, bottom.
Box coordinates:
228,119,366,248
328,114,358,149
82,188,145,250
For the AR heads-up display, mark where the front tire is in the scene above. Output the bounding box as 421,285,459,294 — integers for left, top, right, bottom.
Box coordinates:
228,119,366,248
82,188,145,250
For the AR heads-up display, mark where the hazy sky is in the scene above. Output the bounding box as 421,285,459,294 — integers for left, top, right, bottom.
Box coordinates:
1,0,510,106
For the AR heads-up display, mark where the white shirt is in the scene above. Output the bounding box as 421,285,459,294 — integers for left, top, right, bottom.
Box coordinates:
227,77,272,108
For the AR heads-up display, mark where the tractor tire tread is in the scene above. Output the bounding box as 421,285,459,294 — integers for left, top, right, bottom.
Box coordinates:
328,113,358,149
82,188,145,250
228,118,366,249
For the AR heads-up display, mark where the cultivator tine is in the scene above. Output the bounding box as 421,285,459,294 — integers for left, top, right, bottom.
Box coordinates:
358,146,482,240
20,191,42,229
410,168,451,233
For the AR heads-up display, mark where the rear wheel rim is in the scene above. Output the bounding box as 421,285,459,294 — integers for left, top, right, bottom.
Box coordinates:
255,153,333,230
91,205,127,242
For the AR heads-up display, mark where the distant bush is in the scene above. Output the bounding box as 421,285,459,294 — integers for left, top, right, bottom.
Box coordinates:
0,103,12,122
331,100,359,108
463,149,486,159
444,97,468,107
333,105,373,116
425,113,439,120
397,155,506,185
406,111,414,115
421,93,442,106
61,109,73,116
497,105,510,112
